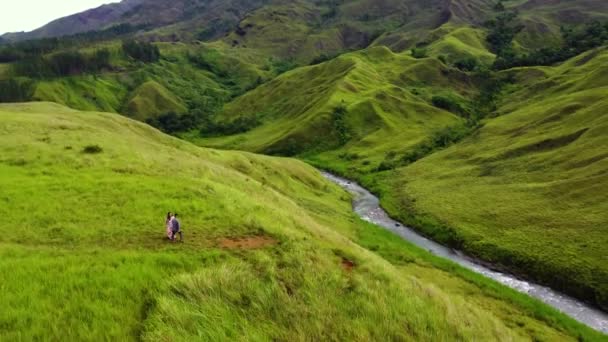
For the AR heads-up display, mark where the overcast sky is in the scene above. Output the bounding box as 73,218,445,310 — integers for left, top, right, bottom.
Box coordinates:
0,1,120,35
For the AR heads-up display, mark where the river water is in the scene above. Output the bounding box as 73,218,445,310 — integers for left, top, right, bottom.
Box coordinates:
322,172,608,334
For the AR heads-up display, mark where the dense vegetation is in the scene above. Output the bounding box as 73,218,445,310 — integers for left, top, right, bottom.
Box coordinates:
2,103,602,340
11,49,111,77
122,40,161,63
0,24,142,63
1,0,608,338
485,8,608,69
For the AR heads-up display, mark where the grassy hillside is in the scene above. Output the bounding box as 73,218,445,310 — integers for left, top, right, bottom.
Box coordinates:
0,102,603,340
0,41,269,128
371,47,608,310
124,80,187,121
196,45,474,172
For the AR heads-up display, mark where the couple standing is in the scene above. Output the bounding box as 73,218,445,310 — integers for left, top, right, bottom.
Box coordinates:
165,212,183,242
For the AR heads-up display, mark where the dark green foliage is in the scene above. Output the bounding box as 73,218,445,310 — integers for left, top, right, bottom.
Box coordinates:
200,116,261,136
563,21,608,52
332,103,350,145
411,47,428,59
431,95,471,118
270,58,298,74
310,53,337,65
319,0,341,21
197,20,236,41
82,145,103,154
454,57,479,72
146,112,200,134
0,38,60,62
0,24,141,63
187,49,227,77
12,48,111,78
0,47,25,63
494,1,505,12
485,11,523,56
494,21,608,69
122,40,160,63
473,70,513,118
0,79,35,102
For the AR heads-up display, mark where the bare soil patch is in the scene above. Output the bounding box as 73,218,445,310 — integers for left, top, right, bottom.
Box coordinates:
219,236,277,250
341,258,356,272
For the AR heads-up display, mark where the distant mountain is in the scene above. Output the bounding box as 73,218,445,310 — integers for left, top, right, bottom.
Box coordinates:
1,0,269,42
2,0,143,41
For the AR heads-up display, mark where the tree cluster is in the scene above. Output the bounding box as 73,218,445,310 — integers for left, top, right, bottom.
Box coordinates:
122,40,160,63
494,21,608,69
0,24,141,63
0,79,35,102
12,49,111,77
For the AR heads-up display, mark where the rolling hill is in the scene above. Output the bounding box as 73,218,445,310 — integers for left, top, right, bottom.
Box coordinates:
1,102,602,340
373,47,608,310
0,0,607,337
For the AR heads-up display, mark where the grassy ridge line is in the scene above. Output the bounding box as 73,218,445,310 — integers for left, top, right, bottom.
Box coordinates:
373,47,608,311
197,45,469,166
0,102,598,340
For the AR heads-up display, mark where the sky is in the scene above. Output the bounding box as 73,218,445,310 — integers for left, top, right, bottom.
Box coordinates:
0,0,120,35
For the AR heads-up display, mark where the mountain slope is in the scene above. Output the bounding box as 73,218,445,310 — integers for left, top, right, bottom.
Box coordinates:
1,102,599,340
374,47,608,310
198,46,471,168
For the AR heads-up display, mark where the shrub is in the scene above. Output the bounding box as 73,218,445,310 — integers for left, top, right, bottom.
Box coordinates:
122,40,160,63
0,79,35,102
11,48,112,78
332,103,350,145
310,53,336,65
485,11,524,56
493,21,608,69
270,58,298,75
431,95,470,118
454,57,479,72
411,47,427,59
147,112,200,134
82,145,103,154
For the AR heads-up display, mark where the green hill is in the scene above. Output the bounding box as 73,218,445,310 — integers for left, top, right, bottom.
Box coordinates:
0,102,603,340
125,80,187,121
196,46,471,167
1,0,608,338
369,47,608,310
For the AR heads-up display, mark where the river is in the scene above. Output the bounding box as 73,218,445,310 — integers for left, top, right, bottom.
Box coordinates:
322,172,608,334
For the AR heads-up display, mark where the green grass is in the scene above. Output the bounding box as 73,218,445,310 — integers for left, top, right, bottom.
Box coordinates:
426,25,496,64
124,80,187,121
32,75,129,113
372,47,608,310
196,45,474,172
0,102,602,340
191,42,608,313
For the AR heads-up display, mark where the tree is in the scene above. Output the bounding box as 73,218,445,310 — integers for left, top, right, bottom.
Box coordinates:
122,40,160,63
411,47,428,59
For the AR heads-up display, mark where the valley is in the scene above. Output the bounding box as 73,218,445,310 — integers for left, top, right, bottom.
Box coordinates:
0,0,607,339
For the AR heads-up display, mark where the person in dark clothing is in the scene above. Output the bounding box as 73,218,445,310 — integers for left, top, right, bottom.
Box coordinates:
171,213,183,242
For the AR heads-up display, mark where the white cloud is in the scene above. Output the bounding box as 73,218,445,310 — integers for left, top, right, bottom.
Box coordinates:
0,0,120,35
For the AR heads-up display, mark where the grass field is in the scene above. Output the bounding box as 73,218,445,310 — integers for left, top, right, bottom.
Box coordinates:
369,47,608,311
0,102,603,340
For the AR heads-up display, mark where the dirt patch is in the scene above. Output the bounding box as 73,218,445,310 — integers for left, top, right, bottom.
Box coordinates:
341,258,356,272
219,236,277,250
